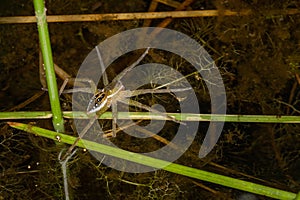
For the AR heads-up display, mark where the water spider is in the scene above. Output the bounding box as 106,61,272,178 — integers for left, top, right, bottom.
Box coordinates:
60,47,191,160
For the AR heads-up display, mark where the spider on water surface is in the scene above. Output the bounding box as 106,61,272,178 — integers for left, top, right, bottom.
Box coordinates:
60,47,191,160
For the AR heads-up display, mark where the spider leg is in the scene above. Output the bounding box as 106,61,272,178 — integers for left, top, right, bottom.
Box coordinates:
111,100,118,137
113,47,150,82
95,46,109,86
59,78,97,95
127,87,192,97
118,98,185,125
60,114,98,161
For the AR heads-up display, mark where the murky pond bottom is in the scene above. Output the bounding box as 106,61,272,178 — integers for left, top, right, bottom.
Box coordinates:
0,0,300,199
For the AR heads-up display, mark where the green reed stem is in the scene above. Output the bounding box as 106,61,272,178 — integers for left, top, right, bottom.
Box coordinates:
1,111,300,123
7,122,298,200
33,0,64,132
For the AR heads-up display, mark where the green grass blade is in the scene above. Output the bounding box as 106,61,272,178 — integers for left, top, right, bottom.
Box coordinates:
7,122,298,200
33,0,64,132
1,111,300,123
67,111,300,123
0,111,53,119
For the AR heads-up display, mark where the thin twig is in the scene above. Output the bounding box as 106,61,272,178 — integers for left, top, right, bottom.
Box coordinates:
1,9,299,24
295,73,300,85
6,91,45,112
143,0,158,27
155,0,191,9
287,80,297,114
156,0,194,28
275,99,300,114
